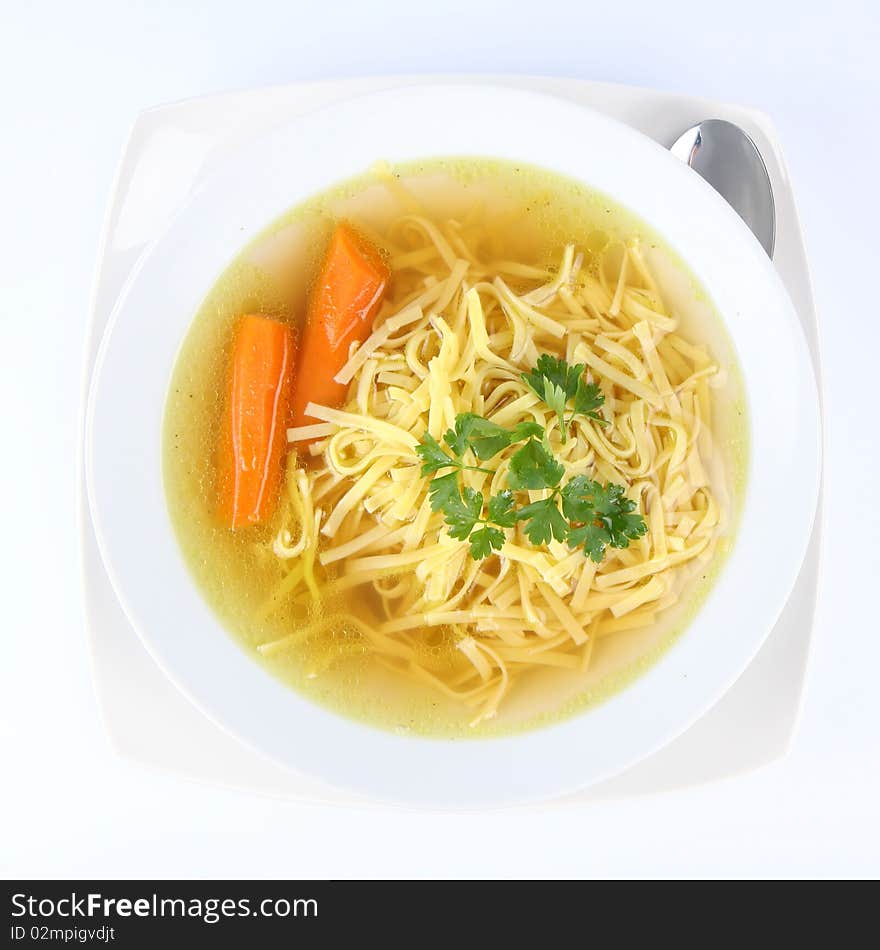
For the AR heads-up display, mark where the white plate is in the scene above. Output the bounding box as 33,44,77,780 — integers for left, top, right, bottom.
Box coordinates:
86,84,821,807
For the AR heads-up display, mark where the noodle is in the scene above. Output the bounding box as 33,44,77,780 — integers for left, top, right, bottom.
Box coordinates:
263,214,726,725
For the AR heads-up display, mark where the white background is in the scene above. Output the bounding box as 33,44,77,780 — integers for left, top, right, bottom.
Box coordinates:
2,0,878,878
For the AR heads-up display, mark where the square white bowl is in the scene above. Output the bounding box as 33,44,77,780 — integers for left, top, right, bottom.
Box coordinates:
79,74,824,808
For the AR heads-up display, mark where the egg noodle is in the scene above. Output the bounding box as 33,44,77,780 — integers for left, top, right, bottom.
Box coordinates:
256,203,725,726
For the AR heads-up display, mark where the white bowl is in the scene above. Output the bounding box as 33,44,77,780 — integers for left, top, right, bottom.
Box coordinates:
86,85,820,807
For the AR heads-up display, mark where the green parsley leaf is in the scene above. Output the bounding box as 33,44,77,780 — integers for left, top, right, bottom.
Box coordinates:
470,419,545,460
486,490,517,528
442,486,484,541
507,438,565,490
468,525,506,559
464,419,518,462
562,476,648,562
521,354,607,439
559,475,603,522
544,382,569,434
521,354,584,403
426,470,463,513
572,377,608,426
443,413,544,462
416,434,459,475
441,414,483,458
515,497,569,546
566,523,610,563
509,420,545,441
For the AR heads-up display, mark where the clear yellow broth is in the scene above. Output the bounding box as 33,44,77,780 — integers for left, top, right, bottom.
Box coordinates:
163,157,748,738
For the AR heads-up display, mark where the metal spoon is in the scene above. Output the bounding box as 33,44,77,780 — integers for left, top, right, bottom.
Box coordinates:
670,119,776,257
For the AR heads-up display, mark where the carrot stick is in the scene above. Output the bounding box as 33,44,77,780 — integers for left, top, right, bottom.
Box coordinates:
219,315,295,528
290,222,390,431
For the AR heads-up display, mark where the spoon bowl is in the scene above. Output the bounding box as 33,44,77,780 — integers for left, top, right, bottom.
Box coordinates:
671,118,776,257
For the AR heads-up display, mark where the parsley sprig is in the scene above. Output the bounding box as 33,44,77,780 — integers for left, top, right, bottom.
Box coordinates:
562,476,648,562
426,474,516,559
415,413,543,477
416,355,647,562
521,354,607,442
417,416,543,560
506,440,646,559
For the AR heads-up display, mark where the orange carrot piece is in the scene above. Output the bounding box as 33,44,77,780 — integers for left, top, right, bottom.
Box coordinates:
219,315,295,528
290,222,390,430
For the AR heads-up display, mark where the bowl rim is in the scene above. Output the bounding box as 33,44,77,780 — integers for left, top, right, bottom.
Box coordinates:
86,83,821,807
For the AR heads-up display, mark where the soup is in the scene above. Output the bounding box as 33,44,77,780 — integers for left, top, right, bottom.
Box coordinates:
163,158,747,737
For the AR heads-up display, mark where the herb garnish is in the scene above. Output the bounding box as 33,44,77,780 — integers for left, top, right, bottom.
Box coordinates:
416,356,647,561
415,415,543,476
521,354,607,441
426,474,516,559
562,477,648,562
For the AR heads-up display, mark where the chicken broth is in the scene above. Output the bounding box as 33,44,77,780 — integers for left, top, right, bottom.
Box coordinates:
163,158,747,737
